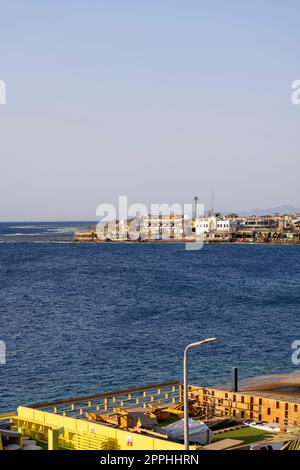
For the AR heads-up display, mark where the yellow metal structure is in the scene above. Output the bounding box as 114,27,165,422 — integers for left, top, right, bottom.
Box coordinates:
1,381,199,450
13,406,198,450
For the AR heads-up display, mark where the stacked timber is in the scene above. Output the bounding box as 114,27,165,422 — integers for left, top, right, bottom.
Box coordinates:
86,407,157,430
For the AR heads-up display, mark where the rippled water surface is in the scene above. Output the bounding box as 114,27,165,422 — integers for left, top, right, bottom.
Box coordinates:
0,221,94,243
0,237,300,412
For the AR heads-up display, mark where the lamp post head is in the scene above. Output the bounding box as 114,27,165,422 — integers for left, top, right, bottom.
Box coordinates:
187,337,220,349
199,337,219,344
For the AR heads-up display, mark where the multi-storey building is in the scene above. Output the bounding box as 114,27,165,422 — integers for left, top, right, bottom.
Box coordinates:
189,371,300,432
138,214,189,240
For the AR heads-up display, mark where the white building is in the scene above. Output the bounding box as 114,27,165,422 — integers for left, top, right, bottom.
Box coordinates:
139,214,188,240
99,214,192,241
196,215,232,235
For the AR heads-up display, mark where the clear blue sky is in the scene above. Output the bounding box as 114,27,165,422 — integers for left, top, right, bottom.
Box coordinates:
0,0,299,220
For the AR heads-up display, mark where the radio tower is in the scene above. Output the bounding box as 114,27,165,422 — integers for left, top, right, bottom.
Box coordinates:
193,196,198,220
209,190,215,216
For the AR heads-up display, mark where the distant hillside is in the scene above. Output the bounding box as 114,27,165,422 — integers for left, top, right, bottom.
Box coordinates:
239,205,300,216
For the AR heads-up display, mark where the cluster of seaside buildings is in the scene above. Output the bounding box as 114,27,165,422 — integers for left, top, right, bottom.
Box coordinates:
74,211,300,243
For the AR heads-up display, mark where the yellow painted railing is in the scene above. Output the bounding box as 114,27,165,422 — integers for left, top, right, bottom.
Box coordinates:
15,406,199,450
0,412,16,420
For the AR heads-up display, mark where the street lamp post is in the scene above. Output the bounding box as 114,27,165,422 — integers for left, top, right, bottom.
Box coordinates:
183,337,219,450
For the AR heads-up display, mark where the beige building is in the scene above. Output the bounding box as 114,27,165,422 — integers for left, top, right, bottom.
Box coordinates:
189,371,300,431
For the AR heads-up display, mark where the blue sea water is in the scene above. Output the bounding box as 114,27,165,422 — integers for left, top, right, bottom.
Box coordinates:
0,222,300,412
0,221,94,243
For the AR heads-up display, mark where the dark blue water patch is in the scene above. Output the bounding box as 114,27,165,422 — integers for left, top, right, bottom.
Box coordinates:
0,243,300,412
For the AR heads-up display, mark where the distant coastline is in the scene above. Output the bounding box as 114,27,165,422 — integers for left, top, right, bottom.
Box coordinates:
74,211,300,245
1,214,300,245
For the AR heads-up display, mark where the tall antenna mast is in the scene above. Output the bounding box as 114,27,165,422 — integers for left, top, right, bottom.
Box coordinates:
211,190,214,215
193,196,198,220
